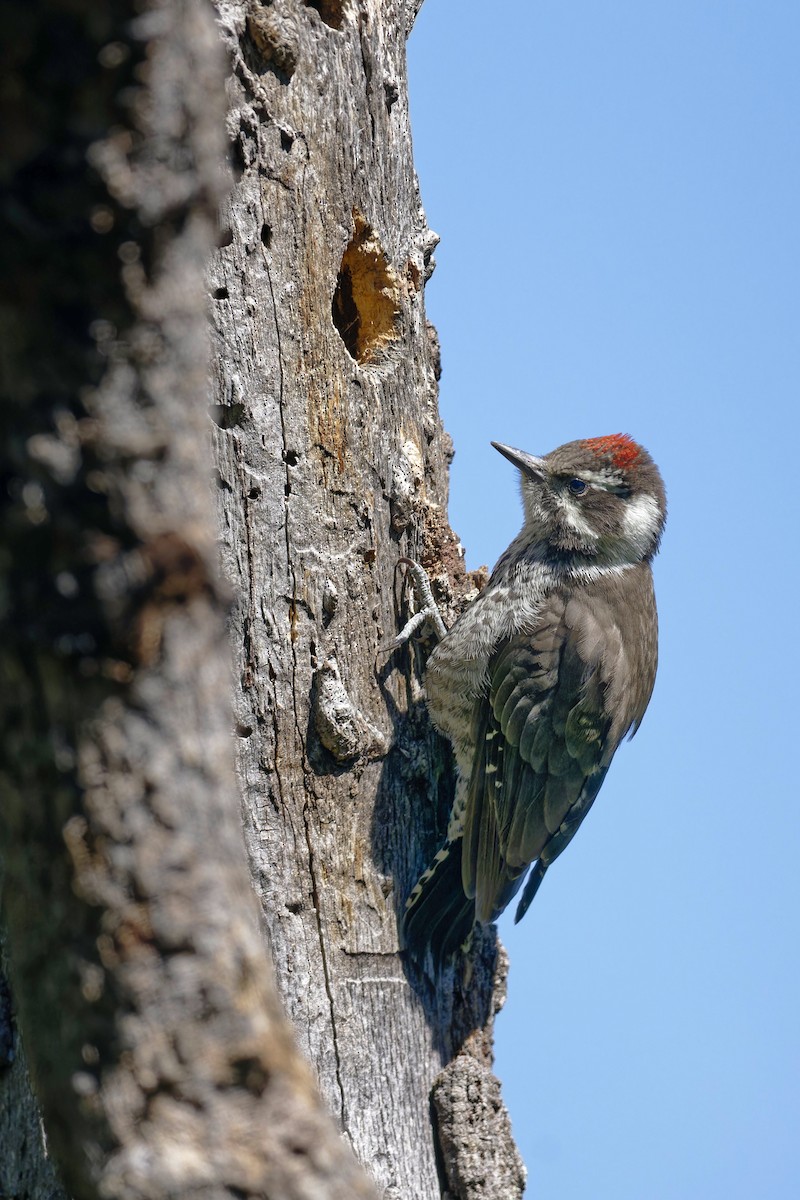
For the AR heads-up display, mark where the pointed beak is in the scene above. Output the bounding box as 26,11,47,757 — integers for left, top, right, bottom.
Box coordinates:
491,442,547,481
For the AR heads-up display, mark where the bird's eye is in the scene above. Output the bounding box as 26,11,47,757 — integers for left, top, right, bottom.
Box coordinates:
568,478,587,496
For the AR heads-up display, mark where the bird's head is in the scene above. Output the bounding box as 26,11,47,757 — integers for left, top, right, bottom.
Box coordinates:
493,433,666,566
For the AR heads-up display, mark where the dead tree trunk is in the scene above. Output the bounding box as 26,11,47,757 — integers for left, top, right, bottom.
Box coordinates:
0,1,375,1197
209,2,524,1197
1,0,525,1197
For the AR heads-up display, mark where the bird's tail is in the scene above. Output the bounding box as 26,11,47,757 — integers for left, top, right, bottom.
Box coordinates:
401,837,476,973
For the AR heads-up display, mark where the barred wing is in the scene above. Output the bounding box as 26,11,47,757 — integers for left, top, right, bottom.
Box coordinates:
462,569,657,923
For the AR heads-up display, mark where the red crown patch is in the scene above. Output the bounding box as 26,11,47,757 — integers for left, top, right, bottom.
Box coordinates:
584,433,641,470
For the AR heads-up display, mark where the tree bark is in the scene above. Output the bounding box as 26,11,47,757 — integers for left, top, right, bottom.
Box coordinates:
0,1,375,1197
209,2,524,1196
0,0,525,1197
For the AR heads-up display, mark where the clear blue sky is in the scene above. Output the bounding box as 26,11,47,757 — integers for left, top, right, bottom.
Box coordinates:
408,3,800,1197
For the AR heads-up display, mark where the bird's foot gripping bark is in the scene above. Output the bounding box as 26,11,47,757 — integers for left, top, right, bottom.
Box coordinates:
381,557,448,653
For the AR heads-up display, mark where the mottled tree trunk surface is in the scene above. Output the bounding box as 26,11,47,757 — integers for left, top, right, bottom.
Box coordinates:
0,0,524,1197
208,4,523,1196
1,1,377,1197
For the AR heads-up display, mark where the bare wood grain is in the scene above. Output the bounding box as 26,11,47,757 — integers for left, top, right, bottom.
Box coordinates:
210,2,524,1196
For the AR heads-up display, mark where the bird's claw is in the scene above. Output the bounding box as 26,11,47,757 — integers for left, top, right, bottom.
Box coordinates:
378,557,448,658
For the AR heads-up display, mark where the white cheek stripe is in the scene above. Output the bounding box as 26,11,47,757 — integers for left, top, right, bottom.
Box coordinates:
622,492,662,552
557,494,599,540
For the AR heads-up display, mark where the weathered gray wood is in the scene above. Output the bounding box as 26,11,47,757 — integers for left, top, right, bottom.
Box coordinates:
210,2,524,1196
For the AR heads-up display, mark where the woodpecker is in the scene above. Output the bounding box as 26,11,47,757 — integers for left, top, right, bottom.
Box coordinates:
401,434,666,968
